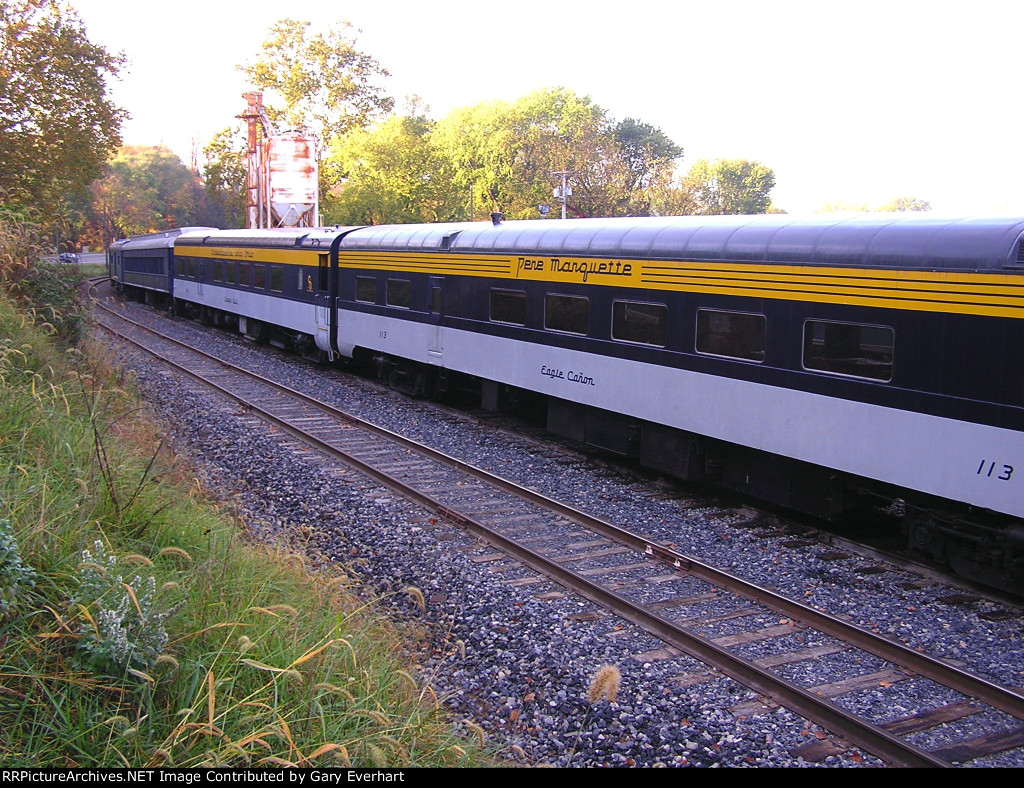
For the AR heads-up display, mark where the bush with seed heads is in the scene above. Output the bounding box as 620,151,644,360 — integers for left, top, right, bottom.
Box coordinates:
72,540,178,676
0,518,37,615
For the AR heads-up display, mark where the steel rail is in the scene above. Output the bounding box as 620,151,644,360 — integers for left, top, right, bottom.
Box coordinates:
92,303,1021,766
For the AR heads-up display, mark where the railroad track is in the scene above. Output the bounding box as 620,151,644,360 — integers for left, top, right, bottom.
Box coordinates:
90,295,1024,767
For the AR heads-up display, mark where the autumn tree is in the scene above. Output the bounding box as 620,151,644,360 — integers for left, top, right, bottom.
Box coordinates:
0,0,126,213
89,161,159,248
479,88,608,217
239,18,393,155
87,146,212,247
569,118,682,218
429,99,516,219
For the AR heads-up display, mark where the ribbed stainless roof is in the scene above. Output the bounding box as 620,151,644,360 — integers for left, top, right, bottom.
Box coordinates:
110,227,217,252
339,214,1024,271
171,226,365,249
174,228,314,248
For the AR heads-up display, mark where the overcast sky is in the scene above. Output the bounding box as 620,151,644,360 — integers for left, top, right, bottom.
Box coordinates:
70,0,1024,216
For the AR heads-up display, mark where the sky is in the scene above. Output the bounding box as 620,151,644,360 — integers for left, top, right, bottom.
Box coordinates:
68,0,1024,216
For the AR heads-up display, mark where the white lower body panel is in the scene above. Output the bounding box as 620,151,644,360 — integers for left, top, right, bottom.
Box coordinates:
338,309,1023,519
175,283,316,337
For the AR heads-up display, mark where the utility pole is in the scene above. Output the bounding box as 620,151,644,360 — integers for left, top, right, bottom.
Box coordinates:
551,170,573,219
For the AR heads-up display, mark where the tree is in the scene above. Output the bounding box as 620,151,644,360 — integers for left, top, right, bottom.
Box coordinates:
0,0,126,213
202,127,247,229
88,161,159,248
87,146,212,247
817,198,931,213
817,201,871,213
879,196,931,212
677,159,777,215
612,118,683,192
240,18,393,153
429,98,519,219
430,87,682,219
324,105,463,225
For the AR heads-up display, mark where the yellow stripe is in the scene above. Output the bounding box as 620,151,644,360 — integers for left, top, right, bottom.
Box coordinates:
339,251,1024,318
172,245,1024,318
176,247,320,266
342,251,512,276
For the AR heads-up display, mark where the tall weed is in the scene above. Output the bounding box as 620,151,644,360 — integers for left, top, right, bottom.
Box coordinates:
1,203,85,343
0,289,490,767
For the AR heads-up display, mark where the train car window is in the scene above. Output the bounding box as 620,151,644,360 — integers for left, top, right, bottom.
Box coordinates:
239,262,250,288
802,320,893,381
695,310,766,362
270,265,284,292
545,293,589,335
212,260,223,283
225,260,236,285
176,258,186,277
387,279,412,308
490,289,526,325
356,276,376,303
254,264,266,290
612,301,667,346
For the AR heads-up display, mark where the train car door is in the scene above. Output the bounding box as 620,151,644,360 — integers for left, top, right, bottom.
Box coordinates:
427,276,443,365
195,259,203,297
314,253,332,355
109,248,122,289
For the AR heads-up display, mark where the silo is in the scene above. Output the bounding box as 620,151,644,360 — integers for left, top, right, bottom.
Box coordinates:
265,132,319,227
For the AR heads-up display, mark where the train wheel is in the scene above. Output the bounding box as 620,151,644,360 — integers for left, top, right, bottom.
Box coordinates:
905,512,947,565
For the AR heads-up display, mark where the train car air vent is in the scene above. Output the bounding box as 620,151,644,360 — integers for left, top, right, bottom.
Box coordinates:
440,231,462,251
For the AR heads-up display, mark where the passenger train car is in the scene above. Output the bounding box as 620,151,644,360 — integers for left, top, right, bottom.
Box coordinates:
107,227,216,303
108,214,1024,591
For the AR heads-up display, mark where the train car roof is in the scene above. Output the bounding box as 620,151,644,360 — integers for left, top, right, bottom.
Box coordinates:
339,214,1024,271
109,227,218,252
175,227,363,249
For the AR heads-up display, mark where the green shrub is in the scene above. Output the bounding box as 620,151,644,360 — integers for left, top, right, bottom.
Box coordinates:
19,261,85,344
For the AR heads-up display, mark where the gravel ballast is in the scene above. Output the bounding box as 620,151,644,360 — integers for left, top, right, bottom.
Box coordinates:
93,300,1024,767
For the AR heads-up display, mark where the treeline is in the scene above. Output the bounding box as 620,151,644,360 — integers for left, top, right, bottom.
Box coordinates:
200,18,780,228
95,85,783,236
2,4,784,251
8,4,924,255
319,92,778,224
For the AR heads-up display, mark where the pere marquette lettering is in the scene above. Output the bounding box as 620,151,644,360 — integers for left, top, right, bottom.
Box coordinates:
517,256,632,283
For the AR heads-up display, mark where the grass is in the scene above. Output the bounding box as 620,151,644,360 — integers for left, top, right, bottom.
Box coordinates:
0,269,491,767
